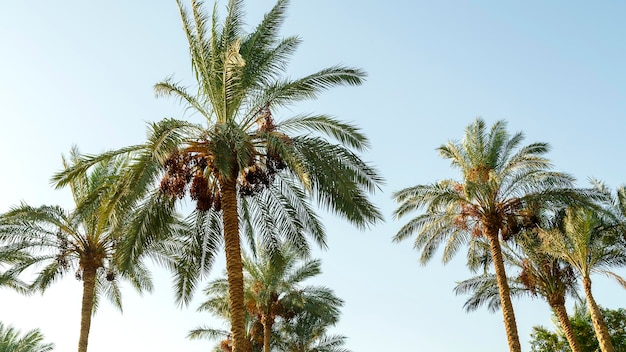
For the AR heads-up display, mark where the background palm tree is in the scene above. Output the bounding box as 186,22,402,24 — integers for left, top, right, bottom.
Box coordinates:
54,1,383,351
540,206,626,352
0,152,155,352
190,245,343,352
242,247,342,352
455,233,583,352
393,118,589,352
0,322,54,352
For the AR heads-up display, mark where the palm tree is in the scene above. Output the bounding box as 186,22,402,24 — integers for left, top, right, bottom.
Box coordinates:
540,206,626,352
393,118,589,352
0,152,156,352
455,233,583,352
54,1,382,351
243,248,342,352
191,246,343,352
0,322,54,352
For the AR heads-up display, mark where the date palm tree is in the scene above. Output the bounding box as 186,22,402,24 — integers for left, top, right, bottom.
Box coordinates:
393,118,590,352
243,248,342,352
455,233,583,352
190,246,343,352
540,206,626,352
0,152,155,352
54,1,382,351
0,322,54,352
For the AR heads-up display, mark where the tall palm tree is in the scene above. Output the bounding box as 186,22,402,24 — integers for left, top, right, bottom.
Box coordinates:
393,118,589,352
455,233,583,352
54,1,382,351
0,322,54,352
540,206,626,352
0,152,157,352
191,246,343,352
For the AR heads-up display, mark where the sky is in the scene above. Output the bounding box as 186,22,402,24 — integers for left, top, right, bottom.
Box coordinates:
1,1,625,351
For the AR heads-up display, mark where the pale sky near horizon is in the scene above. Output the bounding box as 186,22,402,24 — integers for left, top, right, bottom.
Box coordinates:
1,1,625,351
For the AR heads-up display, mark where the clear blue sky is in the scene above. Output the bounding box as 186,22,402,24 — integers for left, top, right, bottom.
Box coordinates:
1,1,625,351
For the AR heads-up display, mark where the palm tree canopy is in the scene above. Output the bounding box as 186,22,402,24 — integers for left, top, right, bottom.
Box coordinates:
0,150,154,310
156,0,384,229
540,206,626,288
393,118,594,264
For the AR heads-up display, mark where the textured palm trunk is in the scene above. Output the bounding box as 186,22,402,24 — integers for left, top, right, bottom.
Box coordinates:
551,302,582,352
485,228,522,352
77,266,97,352
221,179,248,352
583,277,614,352
262,314,273,352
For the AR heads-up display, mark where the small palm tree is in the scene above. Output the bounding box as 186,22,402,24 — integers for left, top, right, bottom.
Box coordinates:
243,248,342,352
0,322,54,352
191,246,343,352
540,206,626,352
0,152,155,352
393,118,591,352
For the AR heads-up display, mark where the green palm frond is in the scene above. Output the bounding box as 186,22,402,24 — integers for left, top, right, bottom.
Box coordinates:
167,210,223,306
292,136,383,228
262,66,366,108
187,326,230,340
240,177,326,258
155,79,211,119
51,144,145,189
0,322,54,352
278,114,370,151
116,191,179,271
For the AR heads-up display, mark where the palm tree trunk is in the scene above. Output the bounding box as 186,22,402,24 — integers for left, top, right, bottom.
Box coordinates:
262,314,273,352
221,179,248,352
552,303,582,352
485,230,522,352
583,276,614,352
77,266,97,352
